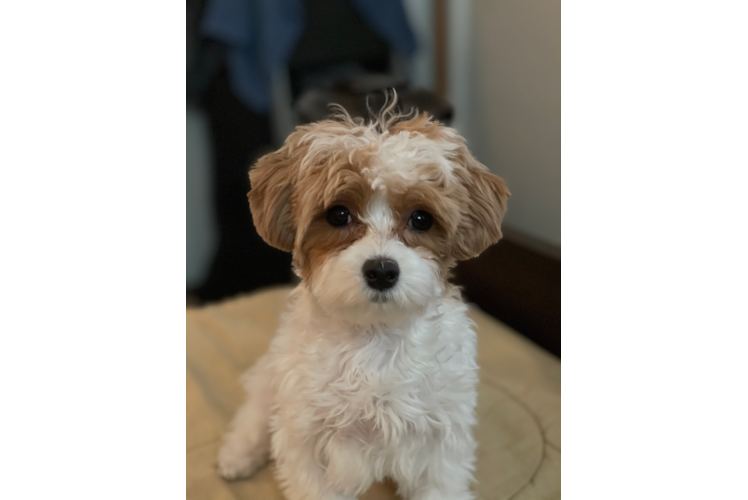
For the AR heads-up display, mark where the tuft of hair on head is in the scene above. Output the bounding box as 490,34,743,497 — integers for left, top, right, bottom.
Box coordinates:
367,89,421,134
326,103,363,128
322,89,422,134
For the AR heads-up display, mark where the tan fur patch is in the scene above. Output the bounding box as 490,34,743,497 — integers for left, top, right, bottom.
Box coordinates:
248,144,304,252
387,111,510,262
389,112,511,260
390,185,456,256
291,135,375,281
298,217,368,283
248,120,374,261
449,148,511,260
387,112,445,142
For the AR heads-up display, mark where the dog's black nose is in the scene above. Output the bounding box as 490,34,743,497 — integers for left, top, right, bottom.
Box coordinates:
362,258,399,291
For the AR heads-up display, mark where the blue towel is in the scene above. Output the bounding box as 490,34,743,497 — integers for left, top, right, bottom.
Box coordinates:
201,0,416,113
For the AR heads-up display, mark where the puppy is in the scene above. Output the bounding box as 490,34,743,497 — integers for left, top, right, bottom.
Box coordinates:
217,98,510,500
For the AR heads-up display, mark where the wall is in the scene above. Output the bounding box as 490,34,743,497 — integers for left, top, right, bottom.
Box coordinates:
402,0,436,90
448,0,561,248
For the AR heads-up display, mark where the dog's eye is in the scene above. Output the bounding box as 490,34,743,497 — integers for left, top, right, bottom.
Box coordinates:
326,206,351,227
408,210,433,232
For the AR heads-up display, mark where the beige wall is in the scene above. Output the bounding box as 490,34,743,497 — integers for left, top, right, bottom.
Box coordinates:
449,0,561,248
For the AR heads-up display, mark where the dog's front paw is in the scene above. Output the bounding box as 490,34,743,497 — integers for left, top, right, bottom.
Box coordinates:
216,442,269,481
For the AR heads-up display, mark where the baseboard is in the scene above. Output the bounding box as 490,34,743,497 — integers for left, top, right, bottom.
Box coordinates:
501,225,561,261
454,230,576,358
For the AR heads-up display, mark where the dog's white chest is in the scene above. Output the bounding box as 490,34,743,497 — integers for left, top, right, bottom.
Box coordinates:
305,333,463,443
272,292,478,447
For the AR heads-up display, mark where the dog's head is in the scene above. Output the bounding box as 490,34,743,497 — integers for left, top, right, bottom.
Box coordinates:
249,101,509,325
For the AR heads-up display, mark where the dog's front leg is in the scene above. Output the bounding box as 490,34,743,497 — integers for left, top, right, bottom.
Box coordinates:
395,435,477,500
217,355,274,480
273,438,356,500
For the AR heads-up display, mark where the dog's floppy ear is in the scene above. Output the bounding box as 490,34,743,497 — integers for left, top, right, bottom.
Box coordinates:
451,152,511,260
248,144,301,252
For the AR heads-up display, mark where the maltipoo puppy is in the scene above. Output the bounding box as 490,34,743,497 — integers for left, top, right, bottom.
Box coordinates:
217,97,509,500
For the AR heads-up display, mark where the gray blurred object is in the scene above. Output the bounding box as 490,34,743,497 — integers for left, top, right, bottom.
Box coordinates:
294,73,453,125
186,105,218,288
